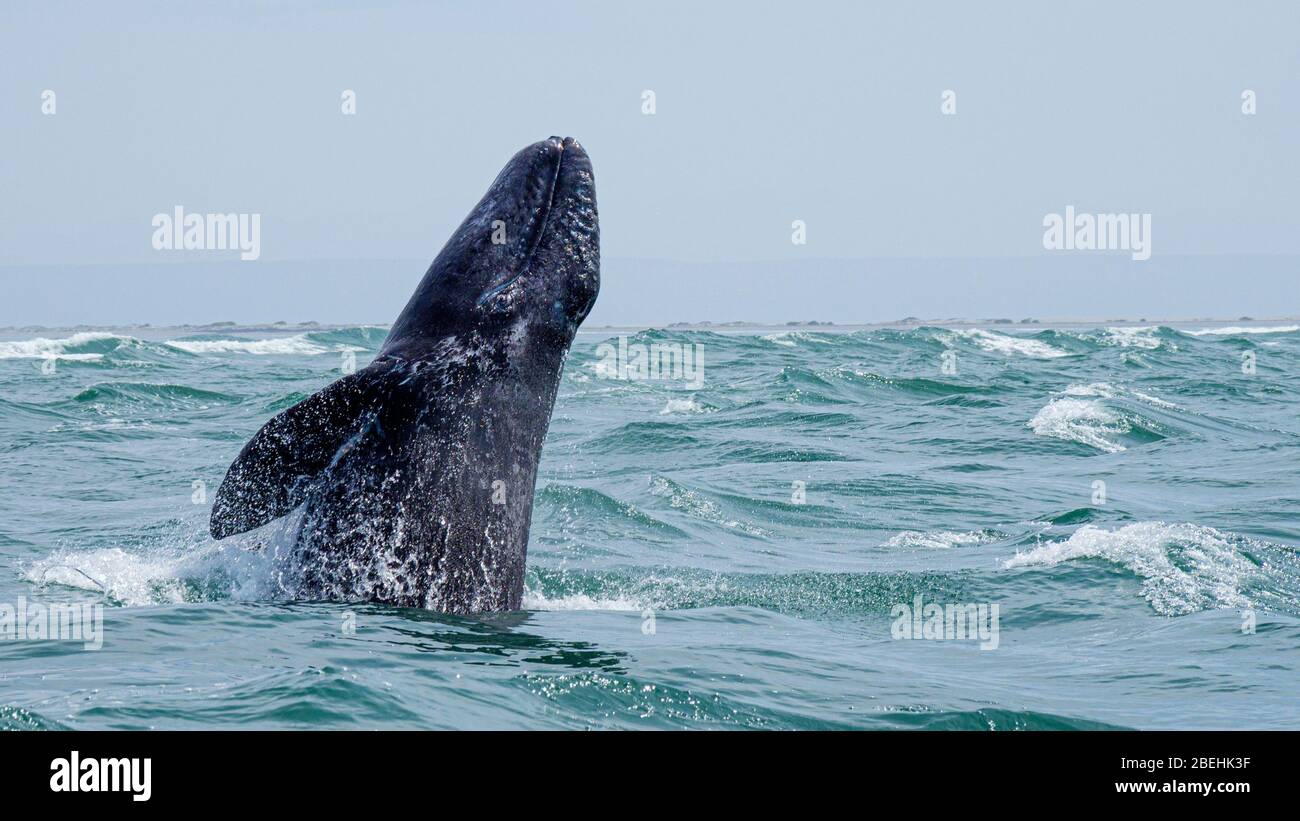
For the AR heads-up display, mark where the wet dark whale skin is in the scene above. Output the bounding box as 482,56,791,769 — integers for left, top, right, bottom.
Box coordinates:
209,137,599,613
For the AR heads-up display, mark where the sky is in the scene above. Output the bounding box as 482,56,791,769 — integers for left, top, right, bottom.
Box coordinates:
2,1,1298,325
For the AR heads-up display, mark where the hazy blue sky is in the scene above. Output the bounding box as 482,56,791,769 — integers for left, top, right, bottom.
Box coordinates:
2,1,1297,325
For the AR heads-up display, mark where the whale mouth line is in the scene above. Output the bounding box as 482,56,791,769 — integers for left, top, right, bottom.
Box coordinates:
476,137,571,308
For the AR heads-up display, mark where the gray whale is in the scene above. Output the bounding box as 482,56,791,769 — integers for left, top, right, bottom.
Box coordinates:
210,136,599,613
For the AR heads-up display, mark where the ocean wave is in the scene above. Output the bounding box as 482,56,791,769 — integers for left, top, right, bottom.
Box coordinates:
1059,381,1178,411
581,421,701,454
815,366,993,398
524,566,965,618
945,329,1069,359
647,475,770,537
1186,325,1300,337
873,707,1130,731
771,365,842,404
536,483,689,540
1128,389,1179,410
164,334,345,355
1002,522,1263,615
1027,384,1172,453
1027,397,1130,453
0,327,391,364
71,382,238,408
1100,326,1164,349
885,530,997,550
0,332,124,361
1039,507,1104,526
1060,382,1116,398
760,330,835,347
305,326,390,348
660,397,710,414
0,706,69,731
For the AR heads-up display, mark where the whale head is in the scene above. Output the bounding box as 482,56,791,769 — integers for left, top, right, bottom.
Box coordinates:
382,136,600,359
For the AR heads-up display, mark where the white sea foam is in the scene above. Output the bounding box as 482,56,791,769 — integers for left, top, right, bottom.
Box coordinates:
0,332,121,361
1027,397,1127,453
885,530,993,550
26,547,193,606
31,539,648,615
762,331,827,347
1061,382,1116,398
1101,326,1162,349
1060,382,1176,410
164,335,342,355
1186,325,1300,336
660,397,706,415
25,538,290,608
1130,389,1178,410
521,589,643,611
950,329,1068,359
1027,382,1175,451
1003,522,1256,615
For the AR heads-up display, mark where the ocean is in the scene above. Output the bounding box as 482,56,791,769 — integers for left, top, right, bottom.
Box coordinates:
1,323,1297,730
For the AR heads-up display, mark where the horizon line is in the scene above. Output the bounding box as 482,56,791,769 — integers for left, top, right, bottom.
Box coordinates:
5,316,1299,334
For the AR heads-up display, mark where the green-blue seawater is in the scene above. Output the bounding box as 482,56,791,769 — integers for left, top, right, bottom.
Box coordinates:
1,323,1298,729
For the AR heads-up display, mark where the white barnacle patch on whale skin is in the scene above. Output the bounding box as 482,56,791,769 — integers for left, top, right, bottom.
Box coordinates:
507,317,529,349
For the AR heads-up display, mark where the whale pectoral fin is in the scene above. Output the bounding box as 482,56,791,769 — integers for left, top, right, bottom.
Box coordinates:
209,366,382,539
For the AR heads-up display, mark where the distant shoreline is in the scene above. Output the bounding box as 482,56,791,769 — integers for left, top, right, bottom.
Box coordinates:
2,317,1298,336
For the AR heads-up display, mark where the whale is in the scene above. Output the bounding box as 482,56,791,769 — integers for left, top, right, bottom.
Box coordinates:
209,136,599,613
